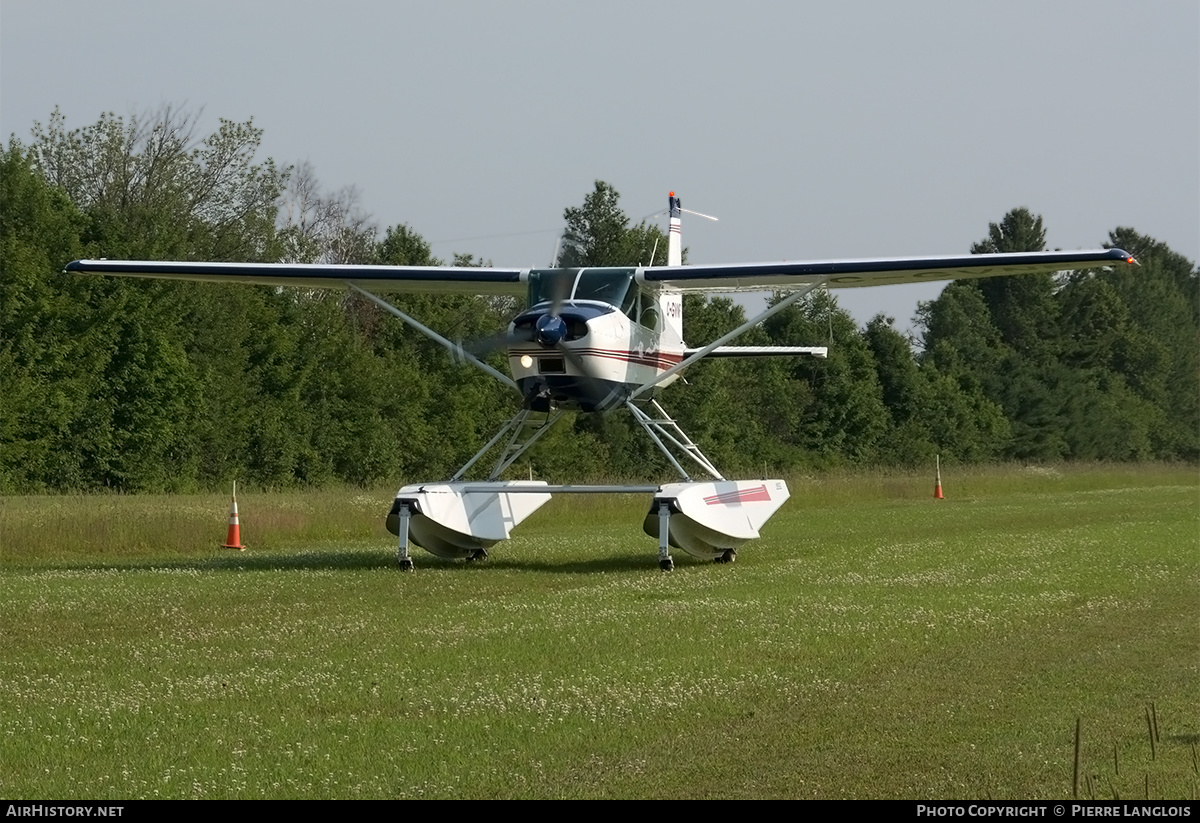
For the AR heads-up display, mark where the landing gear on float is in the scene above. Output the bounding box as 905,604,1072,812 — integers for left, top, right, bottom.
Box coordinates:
395,502,415,571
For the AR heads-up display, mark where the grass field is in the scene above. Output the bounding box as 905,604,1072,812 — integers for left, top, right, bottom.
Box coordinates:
2,464,1197,799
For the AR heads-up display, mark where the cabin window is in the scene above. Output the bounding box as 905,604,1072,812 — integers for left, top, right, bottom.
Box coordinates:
527,270,571,308
639,303,660,330
572,270,634,309
527,268,636,312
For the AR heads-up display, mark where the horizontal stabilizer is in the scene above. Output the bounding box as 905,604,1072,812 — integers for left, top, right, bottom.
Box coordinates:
684,346,828,359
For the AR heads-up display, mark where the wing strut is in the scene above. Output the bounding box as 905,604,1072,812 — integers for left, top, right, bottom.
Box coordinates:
347,282,520,393
628,277,830,400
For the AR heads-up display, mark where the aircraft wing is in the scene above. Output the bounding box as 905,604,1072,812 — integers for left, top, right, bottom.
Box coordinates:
642,249,1133,292
62,260,528,295
65,248,1134,295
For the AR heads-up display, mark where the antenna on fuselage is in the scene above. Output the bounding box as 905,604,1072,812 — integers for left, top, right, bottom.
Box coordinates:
681,207,719,221
644,237,659,267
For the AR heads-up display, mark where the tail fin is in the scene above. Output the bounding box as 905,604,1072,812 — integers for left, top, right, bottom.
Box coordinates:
667,192,683,267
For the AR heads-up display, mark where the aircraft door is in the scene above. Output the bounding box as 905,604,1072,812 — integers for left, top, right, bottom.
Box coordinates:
658,290,684,349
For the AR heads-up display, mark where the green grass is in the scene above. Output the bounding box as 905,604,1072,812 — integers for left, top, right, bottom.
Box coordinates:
1,463,1197,798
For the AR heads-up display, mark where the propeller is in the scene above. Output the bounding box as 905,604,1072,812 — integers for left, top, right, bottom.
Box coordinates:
464,268,576,357
463,267,622,411
463,324,535,356
534,313,567,347
538,268,575,316
529,269,624,410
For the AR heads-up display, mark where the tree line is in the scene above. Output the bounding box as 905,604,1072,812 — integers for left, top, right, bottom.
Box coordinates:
1,109,1195,492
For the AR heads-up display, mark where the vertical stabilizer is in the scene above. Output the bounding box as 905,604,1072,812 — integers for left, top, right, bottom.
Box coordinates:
667,193,686,267
660,192,685,349
667,192,682,267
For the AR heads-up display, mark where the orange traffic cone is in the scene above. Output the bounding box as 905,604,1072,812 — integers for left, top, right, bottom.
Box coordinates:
222,480,246,550
934,454,945,500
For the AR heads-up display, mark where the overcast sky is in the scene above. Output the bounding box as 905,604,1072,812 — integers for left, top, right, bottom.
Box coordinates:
3,0,1196,333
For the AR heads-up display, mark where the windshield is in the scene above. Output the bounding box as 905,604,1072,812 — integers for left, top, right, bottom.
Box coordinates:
527,268,636,312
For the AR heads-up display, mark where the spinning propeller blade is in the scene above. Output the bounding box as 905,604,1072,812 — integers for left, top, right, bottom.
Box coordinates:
556,343,625,412
536,269,621,410
543,268,575,316
465,267,620,411
463,325,536,356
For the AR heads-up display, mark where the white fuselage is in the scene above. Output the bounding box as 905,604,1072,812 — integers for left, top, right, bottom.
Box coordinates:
506,195,689,412
505,274,685,411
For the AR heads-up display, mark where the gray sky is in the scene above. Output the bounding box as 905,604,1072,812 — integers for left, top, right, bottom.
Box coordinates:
3,0,1196,334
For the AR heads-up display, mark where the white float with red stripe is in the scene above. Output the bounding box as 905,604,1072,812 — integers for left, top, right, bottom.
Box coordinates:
383,478,789,568
642,479,791,561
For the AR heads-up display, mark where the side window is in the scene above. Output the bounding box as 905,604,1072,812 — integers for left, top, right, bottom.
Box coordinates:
621,286,639,320
639,295,660,330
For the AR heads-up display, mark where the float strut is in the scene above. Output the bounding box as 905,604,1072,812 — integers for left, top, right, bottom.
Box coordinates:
657,500,674,571
396,502,414,571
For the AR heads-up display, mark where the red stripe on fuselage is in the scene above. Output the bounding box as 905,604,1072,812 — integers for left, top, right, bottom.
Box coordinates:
510,348,684,370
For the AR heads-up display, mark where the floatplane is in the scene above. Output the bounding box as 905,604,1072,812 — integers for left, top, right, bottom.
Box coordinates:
66,194,1133,570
